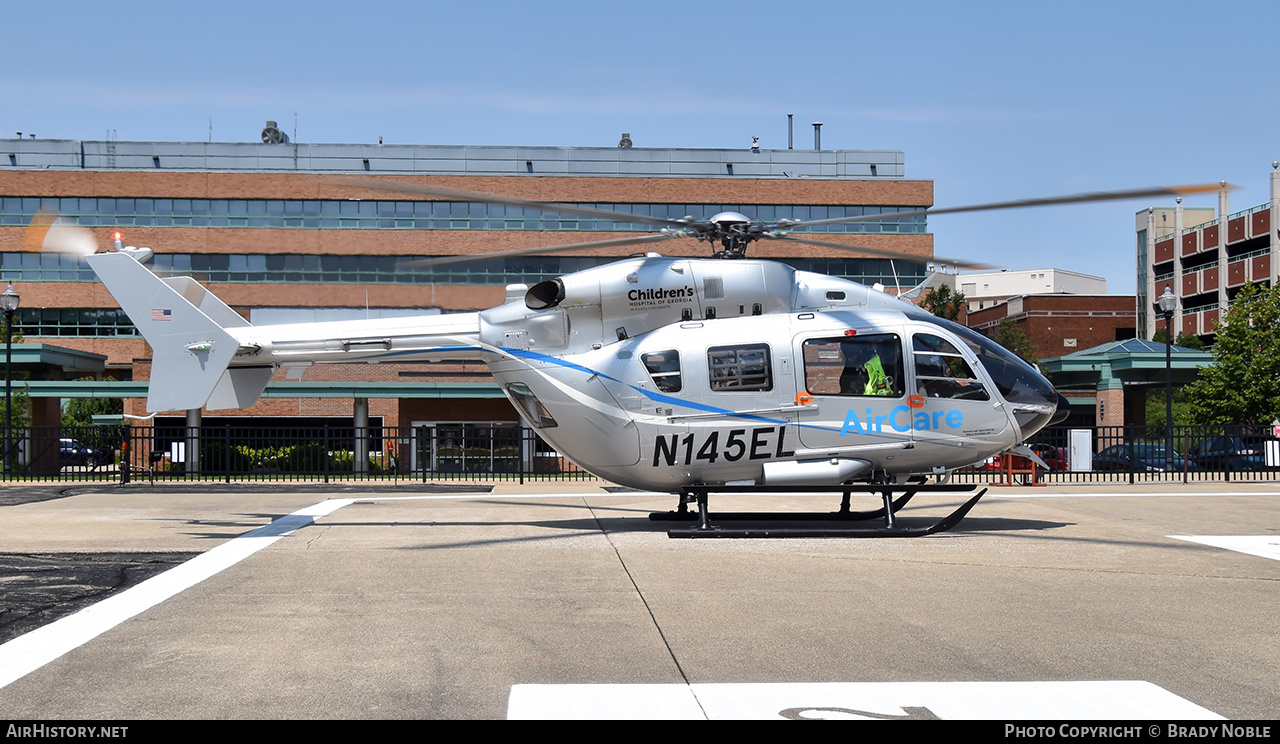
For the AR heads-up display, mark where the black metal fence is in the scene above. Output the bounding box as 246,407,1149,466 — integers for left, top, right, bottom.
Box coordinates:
2,423,1278,484
951,423,1280,485
2,424,596,483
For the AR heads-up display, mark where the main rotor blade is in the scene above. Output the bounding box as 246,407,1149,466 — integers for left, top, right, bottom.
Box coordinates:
781,182,1232,229
762,233,994,270
400,233,675,269
335,178,686,228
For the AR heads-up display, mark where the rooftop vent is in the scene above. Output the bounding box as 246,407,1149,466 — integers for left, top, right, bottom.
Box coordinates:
618,133,633,149
261,121,288,144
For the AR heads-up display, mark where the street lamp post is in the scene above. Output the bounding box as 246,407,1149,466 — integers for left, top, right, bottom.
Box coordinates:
2,283,20,477
1155,287,1178,472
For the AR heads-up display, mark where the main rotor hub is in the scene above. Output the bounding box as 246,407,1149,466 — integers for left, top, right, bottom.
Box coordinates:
708,211,752,227
705,211,762,258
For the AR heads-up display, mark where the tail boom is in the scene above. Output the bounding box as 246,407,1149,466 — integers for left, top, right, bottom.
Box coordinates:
87,252,484,412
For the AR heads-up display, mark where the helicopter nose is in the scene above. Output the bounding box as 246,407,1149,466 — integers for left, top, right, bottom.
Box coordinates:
1050,392,1071,425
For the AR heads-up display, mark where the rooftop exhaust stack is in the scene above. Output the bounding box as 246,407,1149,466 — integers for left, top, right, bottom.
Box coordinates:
618,133,633,149
812,122,822,150
787,114,793,150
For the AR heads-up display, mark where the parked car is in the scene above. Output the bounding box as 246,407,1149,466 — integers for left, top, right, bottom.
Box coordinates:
1028,443,1068,470
1093,443,1199,472
978,443,1067,472
59,438,104,469
1187,436,1269,471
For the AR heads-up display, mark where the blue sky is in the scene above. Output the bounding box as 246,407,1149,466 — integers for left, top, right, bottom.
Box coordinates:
4,0,1277,294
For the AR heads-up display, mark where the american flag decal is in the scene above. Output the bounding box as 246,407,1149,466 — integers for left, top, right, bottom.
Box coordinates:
151,309,172,321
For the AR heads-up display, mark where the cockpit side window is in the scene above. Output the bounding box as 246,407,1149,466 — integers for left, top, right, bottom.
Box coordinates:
913,333,989,401
707,344,772,391
641,350,682,393
913,314,1057,408
802,334,904,397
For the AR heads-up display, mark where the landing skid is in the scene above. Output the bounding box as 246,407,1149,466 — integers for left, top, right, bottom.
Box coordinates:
650,483,986,538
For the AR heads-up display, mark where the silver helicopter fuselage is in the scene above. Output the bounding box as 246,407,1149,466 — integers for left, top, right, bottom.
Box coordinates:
88,251,1061,491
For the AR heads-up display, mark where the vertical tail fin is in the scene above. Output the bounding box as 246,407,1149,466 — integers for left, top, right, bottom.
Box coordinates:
86,252,241,412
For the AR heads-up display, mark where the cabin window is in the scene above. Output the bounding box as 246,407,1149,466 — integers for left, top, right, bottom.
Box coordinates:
641,350,682,393
912,333,989,401
707,344,772,391
505,382,558,428
802,334,904,397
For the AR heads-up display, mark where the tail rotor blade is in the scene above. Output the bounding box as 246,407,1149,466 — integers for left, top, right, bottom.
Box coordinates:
24,208,98,257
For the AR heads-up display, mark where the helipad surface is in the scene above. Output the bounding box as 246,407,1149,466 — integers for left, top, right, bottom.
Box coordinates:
0,482,1277,719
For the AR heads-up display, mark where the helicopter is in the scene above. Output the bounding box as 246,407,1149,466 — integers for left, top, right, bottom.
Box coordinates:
63,180,1221,536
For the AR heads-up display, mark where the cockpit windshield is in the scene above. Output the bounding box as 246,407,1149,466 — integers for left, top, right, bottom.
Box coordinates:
914,314,1057,409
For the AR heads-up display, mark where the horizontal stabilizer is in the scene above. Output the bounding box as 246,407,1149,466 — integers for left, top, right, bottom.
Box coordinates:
207,365,274,410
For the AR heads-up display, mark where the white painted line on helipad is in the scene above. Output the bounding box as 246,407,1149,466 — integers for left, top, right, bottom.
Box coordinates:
1171,535,1280,562
508,680,1224,720
0,497,355,690
510,683,705,719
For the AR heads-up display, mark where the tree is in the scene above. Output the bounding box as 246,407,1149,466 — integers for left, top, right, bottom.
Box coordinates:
994,317,1039,367
1148,329,1203,427
1,387,29,429
1152,327,1204,351
1145,387,1193,428
2,314,20,344
919,284,965,321
1185,282,1280,425
62,387,122,428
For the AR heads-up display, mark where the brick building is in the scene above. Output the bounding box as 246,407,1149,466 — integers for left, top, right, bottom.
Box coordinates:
967,294,1138,426
967,294,1137,359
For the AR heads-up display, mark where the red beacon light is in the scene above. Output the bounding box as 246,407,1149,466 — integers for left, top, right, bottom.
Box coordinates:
109,232,154,263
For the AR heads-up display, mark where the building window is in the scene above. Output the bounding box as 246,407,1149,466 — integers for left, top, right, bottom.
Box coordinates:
16,308,137,337
1,252,929,289
0,197,929,235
